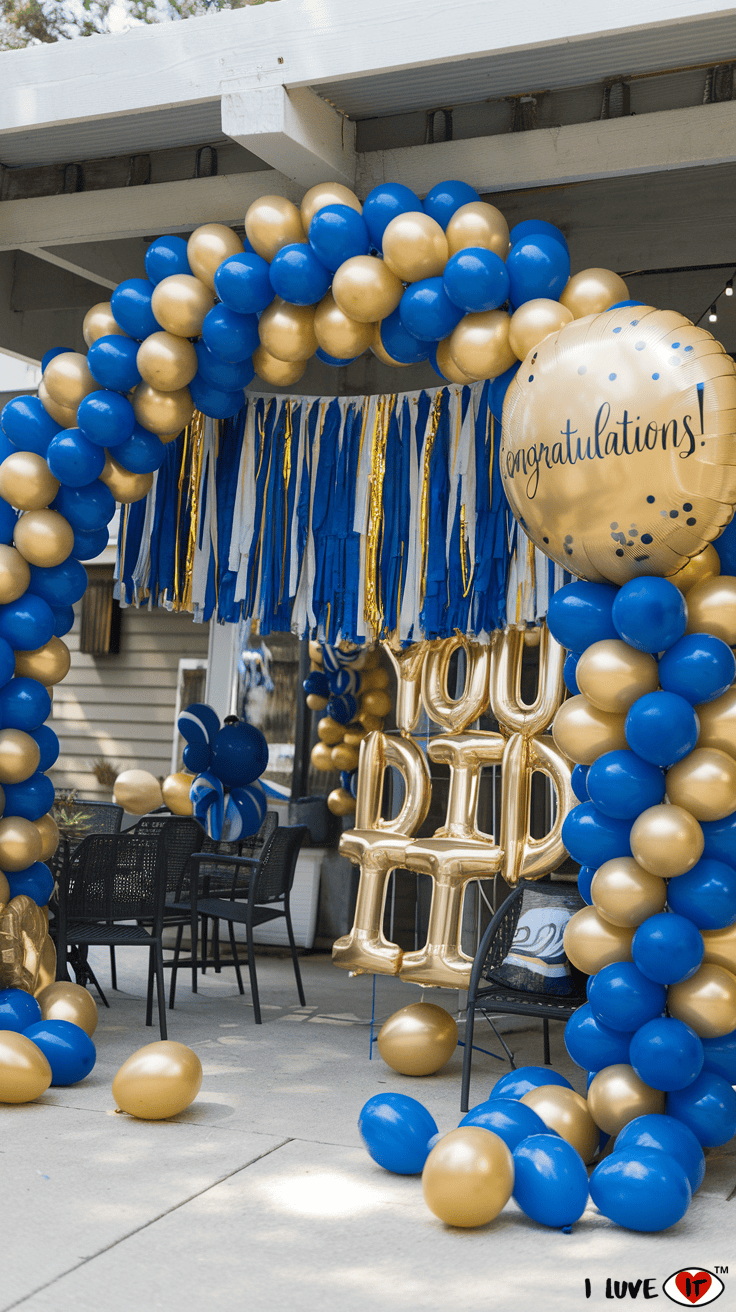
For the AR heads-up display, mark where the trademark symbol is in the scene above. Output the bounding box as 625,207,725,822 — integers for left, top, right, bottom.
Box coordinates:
715,1267,728,1275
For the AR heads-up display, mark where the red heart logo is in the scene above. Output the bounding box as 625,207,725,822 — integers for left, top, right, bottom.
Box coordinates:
675,1271,712,1303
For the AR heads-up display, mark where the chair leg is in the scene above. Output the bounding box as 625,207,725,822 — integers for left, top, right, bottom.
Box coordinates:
460,999,476,1113
246,920,261,1024
109,946,118,990
154,939,167,1041
284,904,305,1006
201,915,209,973
191,903,199,996
146,944,155,1027
213,919,221,974
543,1018,551,1066
227,921,245,994
169,924,184,1010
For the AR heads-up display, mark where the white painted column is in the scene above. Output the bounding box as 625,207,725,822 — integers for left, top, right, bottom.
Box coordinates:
205,621,240,722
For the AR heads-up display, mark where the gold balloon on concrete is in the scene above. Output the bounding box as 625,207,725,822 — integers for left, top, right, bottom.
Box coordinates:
314,292,374,359
449,310,516,382
258,298,318,363
15,637,71,686
590,857,667,928
113,769,164,815
100,454,154,505
697,685,736,759
137,331,198,391
332,255,403,325
245,195,306,262
0,817,43,869
587,1064,665,1137
0,452,60,512
37,982,98,1037
445,202,510,260
301,182,362,231
552,695,627,765
666,747,736,821
150,275,215,339
668,543,721,594
508,299,574,361
382,212,448,283
43,352,98,409
685,576,736,646
161,772,195,815
186,224,243,291
112,1040,203,1119
0,1031,52,1103
252,346,306,388
0,729,40,784
377,1003,458,1076
133,382,193,436
38,380,78,429
83,301,128,348
563,906,634,975
560,268,630,318
520,1084,599,1164
630,803,704,878
33,811,60,863
422,1127,514,1227
327,787,356,817
435,337,476,384
14,510,74,568
575,640,659,715
0,545,30,604
667,962,736,1038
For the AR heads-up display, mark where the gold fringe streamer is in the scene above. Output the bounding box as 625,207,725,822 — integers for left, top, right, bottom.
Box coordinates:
419,392,443,609
364,394,395,639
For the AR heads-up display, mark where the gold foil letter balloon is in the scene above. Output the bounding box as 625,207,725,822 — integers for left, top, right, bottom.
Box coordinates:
500,306,736,583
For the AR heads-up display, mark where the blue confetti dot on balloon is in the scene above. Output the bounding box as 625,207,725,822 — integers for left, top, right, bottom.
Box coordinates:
646,496,655,503
672,342,680,349
613,327,622,334
609,373,617,380
578,366,586,375
635,341,646,350
641,534,653,544
652,373,659,380
687,517,697,526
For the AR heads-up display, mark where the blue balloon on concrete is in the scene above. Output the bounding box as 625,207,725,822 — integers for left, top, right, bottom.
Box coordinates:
0,987,42,1032
489,361,520,422
490,1066,573,1101
202,306,259,363
509,219,568,252
565,1004,634,1072
442,248,510,313
194,341,254,393
589,1148,691,1232
24,1019,96,1086
209,721,268,787
564,653,580,696
188,376,244,421
612,576,687,653
145,234,190,284
110,278,160,340
362,184,424,250
359,1092,438,1174
269,243,331,305
577,864,595,903
0,593,54,651
625,691,699,767
7,860,54,903
666,857,736,930
308,205,370,273
423,180,481,229
571,764,589,802
666,1069,736,1146
588,962,666,1033
701,1029,736,1084
632,913,704,985
506,235,571,306
378,307,431,365
513,1134,589,1227
87,336,142,394
630,1017,704,1092
214,252,274,315
29,724,59,772
614,1113,705,1194
586,750,665,820
54,481,118,533
0,395,60,457
29,557,87,607
46,429,106,488
71,526,109,561
399,279,464,342
111,426,166,474
4,768,56,819
459,1097,547,1152
49,604,75,638
658,632,736,705
77,390,136,448
0,676,51,730
561,803,631,867
546,581,618,651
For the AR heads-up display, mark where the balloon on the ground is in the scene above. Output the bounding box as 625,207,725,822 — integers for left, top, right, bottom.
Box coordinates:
614,1113,705,1194
37,982,98,1037
666,1069,736,1146
490,1066,573,1101
24,1018,96,1085
0,1030,52,1102
512,1134,589,1228
520,1084,598,1163
113,1040,203,1119
0,986,42,1032
377,1002,457,1076
422,1127,514,1227
358,1092,438,1175
589,1147,691,1232
459,1097,547,1152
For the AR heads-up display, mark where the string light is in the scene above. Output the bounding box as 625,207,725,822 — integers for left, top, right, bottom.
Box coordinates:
727,280,734,297
709,305,718,323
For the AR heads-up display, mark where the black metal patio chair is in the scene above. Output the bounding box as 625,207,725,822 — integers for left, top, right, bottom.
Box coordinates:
48,799,124,998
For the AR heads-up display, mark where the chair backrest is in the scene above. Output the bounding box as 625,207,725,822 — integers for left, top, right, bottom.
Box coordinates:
65,830,167,923
198,810,280,894
66,799,125,839
252,825,307,904
131,815,207,897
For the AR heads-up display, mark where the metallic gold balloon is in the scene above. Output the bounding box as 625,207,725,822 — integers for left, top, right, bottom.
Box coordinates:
422,1127,514,1227
113,769,163,815
630,804,704,878
701,922,736,973
421,637,490,732
34,932,56,995
186,224,243,291
14,510,74,568
314,292,374,359
161,772,195,816
306,693,328,711
331,255,403,324
500,307,736,585
377,1002,457,1076
83,301,128,348
434,336,477,384
560,268,630,318
0,893,45,990
0,871,8,902
0,452,60,512
354,732,432,836
667,543,721,594
15,637,71,686
157,428,184,445
317,716,345,746
252,346,306,388
136,331,198,391
150,275,215,339
331,742,359,772
33,812,59,862
668,963,736,1038
445,202,510,260
685,576,736,645
697,684,736,759
100,454,154,505
43,352,98,409
552,695,627,765
382,212,449,282
310,740,334,772
448,310,517,381
0,729,40,784
509,299,574,361
575,639,659,715
258,298,318,363
0,1030,52,1103
360,689,392,718
0,545,30,604
327,787,356,816
38,381,78,429
343,722,368,748
112,1040,203,1119
301,182,362,231
666,747,736,821
587,1064,665,1137
245,195,306,262
591,857,667,928
563,906,634,974
521,1084,599,1164
371,331,412,369
0,816,43,869
133,382,193,436
491,623,566,738
308,640,323,663
37,981,98,1037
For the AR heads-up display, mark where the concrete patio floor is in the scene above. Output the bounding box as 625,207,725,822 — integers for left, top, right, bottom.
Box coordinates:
2,948,735,1312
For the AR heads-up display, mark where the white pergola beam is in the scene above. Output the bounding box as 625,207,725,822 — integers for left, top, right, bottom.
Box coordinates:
223,87,355,189
19,238,148,290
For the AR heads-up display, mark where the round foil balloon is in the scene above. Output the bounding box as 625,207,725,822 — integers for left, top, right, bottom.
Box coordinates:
500,306,736,583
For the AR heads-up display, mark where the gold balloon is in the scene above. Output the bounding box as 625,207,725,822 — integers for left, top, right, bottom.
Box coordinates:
0,545,30,603
310,741,334,772
0,871,8,902
100,454,154,505
0,893,45,989
500,307,736,585
331,742,360,772
668,963,736,1038
258,298,317,363
552,695,627,765
668,543,721,593
314,292,374,359
33,812,59,863
360,689,392,718
697,684,736,759
150,275,215,339
360,667,389,691
449,310,517,381
0,729,40,784
15,637,71,686
382,212,449,282
343,722,368,747
0,452,59,512
422,1128,514,1227
133,382,193,437
521,1084,599,1164
252,346,306,388
301,183,362,231
112,1040,203,1119
245,195,306,262
575,640,659,714
701,922,736,973
630,803,704,878
38,380,78,429
186,224,243,291
371,330,412,369
83,301,128,348
161,772,194,816
685,576,736,645
34,932,56,995
327,787,356,817
306,693,328,711
332,255,403,324
666,747,736,821
560,268,630,318
587,1064,665,1137
563,906,633,974
308,640,323,663
591,858,667,928
37,982,98,1037
508,299,574,361
14,510,74,568
0,816,43,869
113,769,163,815
43,352,98,409
317,717,345,746
0,1031,52,1103
377,1002,457,1076
435,336,477,384
421,636,490,732
445,202,510,260
136,331,198,391
157,428,184,445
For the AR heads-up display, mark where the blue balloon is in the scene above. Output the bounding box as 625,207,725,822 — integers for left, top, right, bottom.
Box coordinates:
53,480,116,533
589,1148,691,1232
315,348,360,367
110,278,160,340
625,691,699,767
666,1069,736,1146
303,670,330,698
607,300,646,310
632,913,704,985
630,1017,704,1092
0,500,17,546
1,396,60,456
269,243,331,305
358,1092,438,1174
506,236,571,306
209,721,268,787
577,864,594,903
24,1019,96,1086
86,336,142,394
0,635,17,687
77,390,136,448
7,859,54,903
561,802,631,865
227,782,267,839
49,604,75,638
442,248,510,313
182,742,210,774
614,1113,705,1194
144,234,190,284
588,962,666,1033
362,184,423,250
586,750,665,820
666,857,736,930
571,764,589,802
659,632,735,705
546,581,618,651
565,1003,634,1071
214,252,274,315
29,724,59,771
0,594,54,651
459,1097,547,1152
0,676,51,730
378,308,431,364
40,346,73,371
71,527,109,561
29,557,87,607
194,341,254,393
326,693,357,725
201,306,259,363
701,1029,736,1083
399,279,464,342
713,515,736,576
612,576,687,653
423,180,481,229
513,1134,589,1227
509,219,568,252
564,653,580,696
178,702,220,746
188,376,245,421
111,426,166,474
308,205,370,272
46,429,106,488
489,361,520,422
702,811,736,869
490,1066,573,1101
0,986,42,1031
